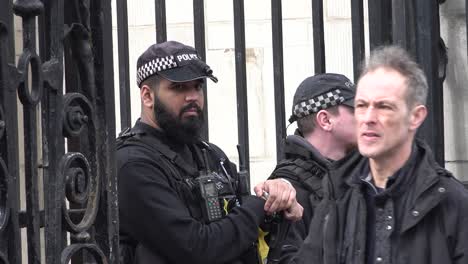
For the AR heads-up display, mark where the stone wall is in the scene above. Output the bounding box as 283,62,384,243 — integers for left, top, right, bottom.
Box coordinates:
440,0,468,181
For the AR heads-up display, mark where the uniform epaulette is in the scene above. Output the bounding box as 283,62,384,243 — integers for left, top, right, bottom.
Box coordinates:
118,127,144,140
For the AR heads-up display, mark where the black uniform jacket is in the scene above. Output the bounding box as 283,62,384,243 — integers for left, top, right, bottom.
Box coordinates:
267,134,360,264
117,121,266,264
292,140,468,264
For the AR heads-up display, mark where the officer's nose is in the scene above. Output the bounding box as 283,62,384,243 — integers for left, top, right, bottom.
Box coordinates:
185,86,201,102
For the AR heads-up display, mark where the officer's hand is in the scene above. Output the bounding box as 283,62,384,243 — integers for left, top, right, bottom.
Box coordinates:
283,200,303,222
254,179,298,215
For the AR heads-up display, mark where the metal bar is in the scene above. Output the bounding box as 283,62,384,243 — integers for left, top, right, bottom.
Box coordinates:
15,3,43,261
351,0,365,80
23,106,41,264
233,0,250,172
392,0,409,49
39,0,66,263
271,0,286,161
368,0,392,49
155,0,167,43
311,0,325,73
0,0,22,262
414,0,444,165
117,0,132,129
90,0,119,262
193,0,209,140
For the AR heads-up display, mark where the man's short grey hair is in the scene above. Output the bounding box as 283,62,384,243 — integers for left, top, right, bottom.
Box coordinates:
360,45,428,107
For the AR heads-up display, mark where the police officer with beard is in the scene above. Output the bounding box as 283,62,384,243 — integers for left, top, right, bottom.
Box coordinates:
117,41,303,264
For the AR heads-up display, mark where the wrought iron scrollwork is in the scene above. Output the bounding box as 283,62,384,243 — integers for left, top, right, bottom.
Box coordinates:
12,0,45,263
62,93,93,138
13,0,44,107
17,49,42,106
58,152,99,234
12,0,43,17
61,244,107,264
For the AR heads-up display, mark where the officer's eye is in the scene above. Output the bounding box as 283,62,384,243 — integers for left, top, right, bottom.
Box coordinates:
170,84,184,90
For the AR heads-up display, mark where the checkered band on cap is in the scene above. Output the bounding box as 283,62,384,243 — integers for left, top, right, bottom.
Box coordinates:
136,55,178,86
293,89,345,119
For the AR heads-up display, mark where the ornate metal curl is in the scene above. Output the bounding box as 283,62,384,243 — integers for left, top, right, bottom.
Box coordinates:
60,244,107,264
62,93,93,138
16,49,42,106
58,152,99,234
13,0,43,107
12,0,43,18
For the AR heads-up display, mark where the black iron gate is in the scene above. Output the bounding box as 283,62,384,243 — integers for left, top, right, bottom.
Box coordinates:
0,0,453,263
0,0,117,263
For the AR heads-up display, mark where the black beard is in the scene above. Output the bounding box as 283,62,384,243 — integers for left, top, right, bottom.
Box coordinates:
154,96,204,144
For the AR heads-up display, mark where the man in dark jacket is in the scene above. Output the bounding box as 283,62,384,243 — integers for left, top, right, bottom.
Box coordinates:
267,73,358,263
293,45,468,264
117,41,303,264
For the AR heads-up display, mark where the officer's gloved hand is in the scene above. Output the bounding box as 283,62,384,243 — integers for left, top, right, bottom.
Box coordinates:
253,179,303,222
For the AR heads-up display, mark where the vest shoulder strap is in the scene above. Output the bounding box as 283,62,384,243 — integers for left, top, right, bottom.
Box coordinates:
270,158,327,197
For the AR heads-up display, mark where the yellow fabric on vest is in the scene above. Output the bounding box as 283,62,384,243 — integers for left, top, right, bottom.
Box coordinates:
258,228,269,263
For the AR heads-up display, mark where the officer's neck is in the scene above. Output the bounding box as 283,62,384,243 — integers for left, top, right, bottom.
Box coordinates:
306,130,347,161
140,112,160,129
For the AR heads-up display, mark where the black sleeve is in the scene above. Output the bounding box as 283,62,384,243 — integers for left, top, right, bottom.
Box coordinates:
269,184,312,263
288,199,335,264
267,168,317,264
118,160,266,264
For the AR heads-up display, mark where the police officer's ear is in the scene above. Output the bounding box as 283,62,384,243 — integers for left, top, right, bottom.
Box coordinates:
316,110,333,132
140,84,155,108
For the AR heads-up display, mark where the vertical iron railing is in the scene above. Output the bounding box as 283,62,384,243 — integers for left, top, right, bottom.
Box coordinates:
155,0,167,43
193,0,209,140
413,0,444,165
117,0,131,129
368,0,392,49
13,1,44,262
0,0,21,262
392,0,414,52
90,0,119,261
271,0,286,161
312,0,326,74
351,0,365,80
233,0,250,172
39,0,66,262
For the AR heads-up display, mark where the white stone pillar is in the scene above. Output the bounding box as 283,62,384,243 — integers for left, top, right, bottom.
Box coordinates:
440,0,468,180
